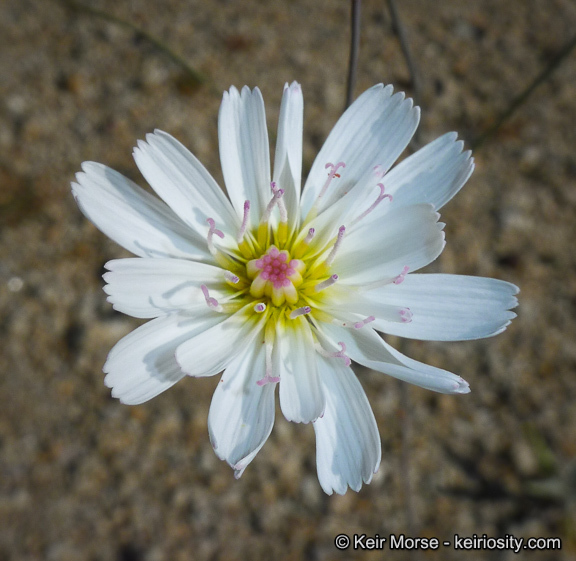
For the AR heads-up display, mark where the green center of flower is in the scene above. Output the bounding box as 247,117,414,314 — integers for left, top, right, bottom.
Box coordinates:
199,164,400,384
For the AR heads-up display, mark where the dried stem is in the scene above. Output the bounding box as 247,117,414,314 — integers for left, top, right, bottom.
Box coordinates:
387,0,421,148
472,32,576,150
344,0,362,110
387,0,421,107
56,0,207,87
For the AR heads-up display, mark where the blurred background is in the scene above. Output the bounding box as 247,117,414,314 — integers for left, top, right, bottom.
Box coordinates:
1,0,576,559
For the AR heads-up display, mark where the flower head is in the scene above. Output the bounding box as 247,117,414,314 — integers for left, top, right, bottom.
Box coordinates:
72,83,518,495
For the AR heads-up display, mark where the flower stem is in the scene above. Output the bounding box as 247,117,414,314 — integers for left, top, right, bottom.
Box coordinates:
472,32,576,150
387,0,421,149
387,0,421,108
344,0,362,110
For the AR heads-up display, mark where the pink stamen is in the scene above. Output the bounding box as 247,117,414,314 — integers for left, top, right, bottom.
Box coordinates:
314,274,339,293
289,306,311,319
261,189,284,224
200,284,221,312
253,303,266,313
351,183,393,226
256,375,280,387
206,218,224,255
237,200,251,242
399,308,413,323
318,161,346,200
224,270,239,284
324,226,345,267
252,246,301,293
316,341,351,367
270,182,288,223
257,321,278,386
354,316,375,329
393,265,410,285
373,164,386,179
304,228,315,243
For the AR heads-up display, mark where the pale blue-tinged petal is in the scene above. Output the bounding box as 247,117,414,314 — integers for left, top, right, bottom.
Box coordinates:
273,81,303,233
364,274,519,341
218,86,271,228
276,315,325,423
72,162,210,261
314,357,381,495
301,84,419,219
384,132,474,211
333,204,445,285
321,284,407,326
103,258,230,319
133,130,239,252
103,311,223,405
318,323,470,394
176,306,267,378
208,342,275,479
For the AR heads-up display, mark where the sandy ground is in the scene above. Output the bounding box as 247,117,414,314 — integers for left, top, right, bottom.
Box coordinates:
1,0,576,559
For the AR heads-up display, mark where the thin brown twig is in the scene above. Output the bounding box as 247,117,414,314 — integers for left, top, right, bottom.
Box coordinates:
387,0,422,148
56,0,208,87
387,0,422,106
472,32,576,150
344,0,362,110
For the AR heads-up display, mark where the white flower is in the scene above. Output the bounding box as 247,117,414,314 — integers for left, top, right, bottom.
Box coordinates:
72,82,518,495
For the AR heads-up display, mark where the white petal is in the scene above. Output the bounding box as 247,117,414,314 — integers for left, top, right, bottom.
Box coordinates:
176,306,266,378
384,132,474,211
103,258,229,318
301,84,420,218
323,285,406,326
104,312,222,405
333,204,445,285
218,86,271,228
133,130,239,250
276,315,325,423
364,274,519,341
318,322,470,394
314,358,381,495
273,81,303,232
208,342,275,478
72,162,210,260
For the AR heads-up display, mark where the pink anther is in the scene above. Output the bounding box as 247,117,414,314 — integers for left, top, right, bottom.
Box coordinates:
256,374,281,386
261,188,285,223
350,183,393,226
373,164,386,179
393,265,410,285
316,341,351,367
254,302,267,313
314,274,339,293
200,284,221,311
206,218,224,238
289,306,311,319
237,200,251,242
224,270,239,284
330,342,351,367
206,218,224,255
377,183,393,203
304,228,315,243
318,161,346,200
324,226,346,267
354,315,375,329
399,308,413,323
